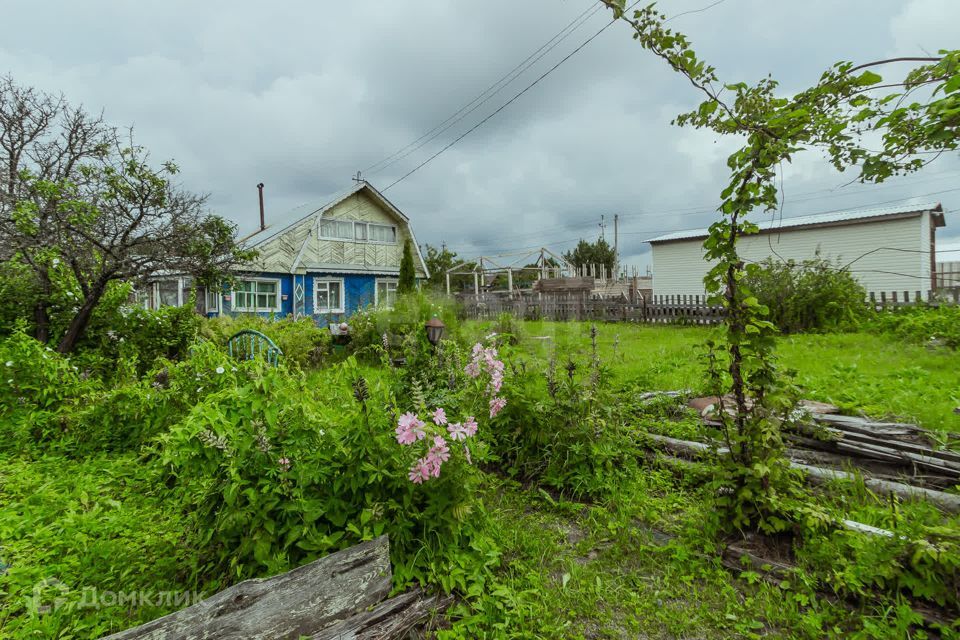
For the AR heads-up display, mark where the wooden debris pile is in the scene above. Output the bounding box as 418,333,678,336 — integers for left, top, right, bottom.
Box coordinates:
687,395,960,484
640,393,960,514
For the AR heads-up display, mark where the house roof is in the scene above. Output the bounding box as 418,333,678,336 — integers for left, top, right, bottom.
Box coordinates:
239,181,430,278
646,202,945,244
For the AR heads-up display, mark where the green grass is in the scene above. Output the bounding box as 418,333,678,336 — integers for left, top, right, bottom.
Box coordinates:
0,453,207,639
4,322,957,639
467,321,960,434
443,470,934,639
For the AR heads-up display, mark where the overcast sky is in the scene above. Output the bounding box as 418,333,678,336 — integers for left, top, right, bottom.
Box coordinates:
3,0,958,270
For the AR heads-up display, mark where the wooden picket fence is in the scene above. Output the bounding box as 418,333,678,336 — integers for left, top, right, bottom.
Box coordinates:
868,288,960,309
458,288,960,324
459,293,723,324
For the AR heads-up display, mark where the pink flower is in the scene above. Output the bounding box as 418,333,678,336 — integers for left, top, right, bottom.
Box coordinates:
447,422,468,441
463,416,478,437
408,458,431,484
489,396,506,418
396,412,426,445
432,407,447,425
487,370,504,394
464,361,481,378
431,435,450,460
278,457,291,471
422,436,451,478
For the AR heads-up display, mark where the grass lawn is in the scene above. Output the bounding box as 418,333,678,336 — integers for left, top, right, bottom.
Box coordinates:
3,322,956,639
471,321,960,435
0,453,208,639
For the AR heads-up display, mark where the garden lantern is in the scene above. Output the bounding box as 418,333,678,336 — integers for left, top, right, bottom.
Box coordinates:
424,316,445,346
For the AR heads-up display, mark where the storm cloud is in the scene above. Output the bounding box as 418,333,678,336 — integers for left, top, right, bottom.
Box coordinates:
3,0,958,268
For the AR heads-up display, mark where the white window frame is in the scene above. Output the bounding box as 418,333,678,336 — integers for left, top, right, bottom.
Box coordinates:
156,278,183,308
375,278,399,308
318,218,354,240
134,284,155,310
231,277,282,313
204,285,221,313
354,222,368,241
316,218,398,245
314,278,345,314
367,223,397,245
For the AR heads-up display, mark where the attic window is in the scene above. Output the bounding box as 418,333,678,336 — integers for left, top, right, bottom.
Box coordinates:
369,223,396,243
318,218,397,244
319,219,354,240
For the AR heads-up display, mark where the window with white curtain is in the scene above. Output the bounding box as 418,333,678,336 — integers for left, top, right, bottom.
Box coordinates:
368,224,396,243
317,218,398,244
319,219,354,240
314,279,344,313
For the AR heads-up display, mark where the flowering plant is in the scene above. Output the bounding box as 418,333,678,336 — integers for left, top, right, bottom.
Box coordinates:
396,409,478,483
395,341,505,484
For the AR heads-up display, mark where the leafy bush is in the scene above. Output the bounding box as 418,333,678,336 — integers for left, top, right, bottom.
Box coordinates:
200,314,331,369
865,304,960,349
347,291,461,359
66,342,242,454
159,355,496,591
799,519,960,610
491,326,640,498
78,293,202,376
0,327,99,452
743,256,867,333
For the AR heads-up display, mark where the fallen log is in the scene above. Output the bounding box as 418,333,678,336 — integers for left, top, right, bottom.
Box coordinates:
647,433,960,514
101,536,393,640
793,463,960,515
646,433,727,456
833,440,960,477
834,429,960,467
811,413,927,437
311,588,454,639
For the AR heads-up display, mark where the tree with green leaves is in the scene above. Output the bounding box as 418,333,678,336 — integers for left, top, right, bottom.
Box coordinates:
0,77,255,352
604,0,959,531
397,239,416,295
563,237,616,276
422,243,477,293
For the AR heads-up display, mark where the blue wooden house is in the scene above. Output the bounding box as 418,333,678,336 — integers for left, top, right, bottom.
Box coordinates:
199,181,429,324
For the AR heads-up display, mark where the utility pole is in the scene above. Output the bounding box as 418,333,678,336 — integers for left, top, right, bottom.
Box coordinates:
613,213,619,281
599,214,606,241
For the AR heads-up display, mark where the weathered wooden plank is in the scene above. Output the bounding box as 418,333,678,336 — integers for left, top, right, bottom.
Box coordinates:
100,536,392,640
812,413,925,436
793,462,960,514
311,588,453,639
648,433,960,513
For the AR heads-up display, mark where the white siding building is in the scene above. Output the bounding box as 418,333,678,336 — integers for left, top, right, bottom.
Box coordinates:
648,203,946,298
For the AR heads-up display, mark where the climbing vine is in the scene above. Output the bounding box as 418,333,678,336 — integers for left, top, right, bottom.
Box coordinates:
603,0,960,532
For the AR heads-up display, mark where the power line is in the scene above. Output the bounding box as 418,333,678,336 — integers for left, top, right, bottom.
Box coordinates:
363,2,603,177
458,169,960,248
381,1,643,192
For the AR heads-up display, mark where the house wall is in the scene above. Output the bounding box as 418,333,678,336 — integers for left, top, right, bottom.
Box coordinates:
217,272,391,326
253,191,427,276
651,214,932,297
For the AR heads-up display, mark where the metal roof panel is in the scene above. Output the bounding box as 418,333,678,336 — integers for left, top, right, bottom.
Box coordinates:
646,202,944,244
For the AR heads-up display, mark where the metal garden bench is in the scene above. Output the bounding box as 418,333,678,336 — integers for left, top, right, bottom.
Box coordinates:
227,329,283,367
